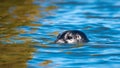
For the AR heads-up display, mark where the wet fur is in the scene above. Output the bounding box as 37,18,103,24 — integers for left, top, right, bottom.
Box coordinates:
55,30,89,44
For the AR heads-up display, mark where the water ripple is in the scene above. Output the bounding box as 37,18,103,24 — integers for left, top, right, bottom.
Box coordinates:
28,0,120,68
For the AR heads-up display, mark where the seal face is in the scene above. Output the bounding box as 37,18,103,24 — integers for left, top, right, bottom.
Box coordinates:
55,30,89,44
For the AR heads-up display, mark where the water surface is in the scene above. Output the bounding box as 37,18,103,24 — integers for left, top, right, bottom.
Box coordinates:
27,0,120,68
0,0,120,68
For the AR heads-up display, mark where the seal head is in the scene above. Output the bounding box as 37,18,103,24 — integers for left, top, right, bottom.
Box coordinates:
55,30,89,44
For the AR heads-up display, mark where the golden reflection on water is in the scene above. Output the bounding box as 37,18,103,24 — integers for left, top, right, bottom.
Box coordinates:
0,0,56,68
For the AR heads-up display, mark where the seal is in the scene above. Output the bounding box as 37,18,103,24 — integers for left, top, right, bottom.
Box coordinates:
55,30,89,44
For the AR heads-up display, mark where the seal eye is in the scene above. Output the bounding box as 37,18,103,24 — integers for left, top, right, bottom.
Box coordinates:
67,36,72,39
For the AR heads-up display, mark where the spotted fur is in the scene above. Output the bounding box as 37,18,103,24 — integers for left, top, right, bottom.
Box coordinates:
55,30,89,44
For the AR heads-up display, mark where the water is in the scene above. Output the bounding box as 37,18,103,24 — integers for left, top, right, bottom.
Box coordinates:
27,0,120,68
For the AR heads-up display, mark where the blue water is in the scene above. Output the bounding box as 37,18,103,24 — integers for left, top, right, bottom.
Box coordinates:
27,0,120,68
